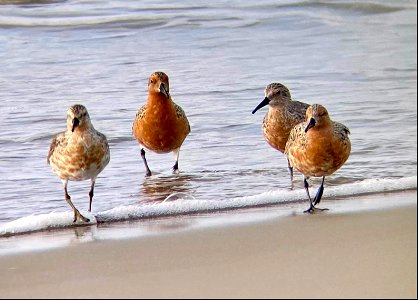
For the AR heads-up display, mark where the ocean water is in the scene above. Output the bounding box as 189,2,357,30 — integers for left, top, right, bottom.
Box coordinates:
0,0,417,237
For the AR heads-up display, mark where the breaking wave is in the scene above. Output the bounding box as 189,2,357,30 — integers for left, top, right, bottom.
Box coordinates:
1,176,416,237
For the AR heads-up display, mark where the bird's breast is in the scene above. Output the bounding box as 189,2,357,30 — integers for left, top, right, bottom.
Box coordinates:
133,101,189,153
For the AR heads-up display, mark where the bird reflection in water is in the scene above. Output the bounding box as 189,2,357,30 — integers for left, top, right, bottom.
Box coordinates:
140,174,195,203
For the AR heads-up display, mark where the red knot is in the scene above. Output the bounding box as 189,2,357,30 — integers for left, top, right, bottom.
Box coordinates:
132,71,190,177
252,83,310,180
48,104,110,222
285,104,351,213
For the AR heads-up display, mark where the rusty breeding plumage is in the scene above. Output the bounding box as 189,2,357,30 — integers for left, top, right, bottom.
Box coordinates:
132,71,190,176
285,104,351,213
252,83,310,180
48,104,110,222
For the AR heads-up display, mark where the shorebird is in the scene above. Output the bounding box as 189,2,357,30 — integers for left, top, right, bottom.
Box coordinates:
132,71,190,177
48,104,110,222
285,104,351,213
252,83,310,180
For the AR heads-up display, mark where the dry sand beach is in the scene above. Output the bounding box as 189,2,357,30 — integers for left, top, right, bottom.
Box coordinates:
0,190,416,299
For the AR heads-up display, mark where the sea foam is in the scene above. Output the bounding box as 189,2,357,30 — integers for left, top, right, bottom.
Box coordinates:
1,176,416,237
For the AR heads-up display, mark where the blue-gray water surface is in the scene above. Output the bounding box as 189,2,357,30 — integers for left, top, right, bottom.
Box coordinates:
0,0,417,225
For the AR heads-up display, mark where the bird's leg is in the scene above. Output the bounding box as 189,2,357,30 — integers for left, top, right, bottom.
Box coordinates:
287,159,294,182
141,148,152,177
313,176,328,211
303,177,315,214
64,181,89,223
172,148,180,174
88,179,96,212
173,161,179,173
313,176,325,205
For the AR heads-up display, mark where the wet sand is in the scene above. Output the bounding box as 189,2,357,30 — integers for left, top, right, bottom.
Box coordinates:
0,192,416,299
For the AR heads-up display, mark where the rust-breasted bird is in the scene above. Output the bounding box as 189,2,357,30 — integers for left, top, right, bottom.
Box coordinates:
285,104,351,213
48,104,110,222
252,83,309,180
132,71,190,176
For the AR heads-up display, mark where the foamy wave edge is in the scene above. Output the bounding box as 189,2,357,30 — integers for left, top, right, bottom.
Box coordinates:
1,176,416,237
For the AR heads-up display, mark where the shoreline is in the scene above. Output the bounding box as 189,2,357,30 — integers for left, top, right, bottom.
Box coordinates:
0,189,416,255
1,176,416,239
0,190,416,298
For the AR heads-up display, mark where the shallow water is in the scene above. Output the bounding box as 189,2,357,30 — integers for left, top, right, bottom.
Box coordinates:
0,190,416,255
0,0,417,232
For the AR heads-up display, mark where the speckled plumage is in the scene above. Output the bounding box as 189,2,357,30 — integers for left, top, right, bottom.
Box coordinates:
252,83,310,179
132,71,190,176
285,104,351,212
48,104,110,222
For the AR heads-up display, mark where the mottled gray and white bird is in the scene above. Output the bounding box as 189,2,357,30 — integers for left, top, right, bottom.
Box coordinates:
48,104,110,222
252,83,309,180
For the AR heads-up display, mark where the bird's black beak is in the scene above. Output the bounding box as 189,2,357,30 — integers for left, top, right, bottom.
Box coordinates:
72,117,80,132
305,118,316,133
159,83,169,98
252,97,270,114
